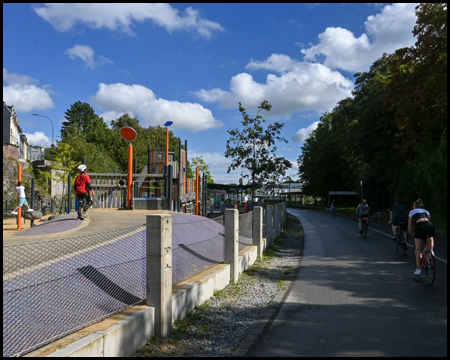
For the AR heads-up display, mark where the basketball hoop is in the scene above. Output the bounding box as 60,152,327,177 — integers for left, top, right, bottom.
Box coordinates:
120,126,137,142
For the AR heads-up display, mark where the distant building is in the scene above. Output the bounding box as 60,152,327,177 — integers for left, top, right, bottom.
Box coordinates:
3,101,29,161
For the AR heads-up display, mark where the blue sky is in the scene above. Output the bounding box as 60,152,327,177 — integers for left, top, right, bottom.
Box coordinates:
3,3,418,184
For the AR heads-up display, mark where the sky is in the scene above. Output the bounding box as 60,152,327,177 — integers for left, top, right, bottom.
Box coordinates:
3,3,418,184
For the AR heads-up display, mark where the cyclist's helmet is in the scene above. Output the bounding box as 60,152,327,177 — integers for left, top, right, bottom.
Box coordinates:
77,164,87,173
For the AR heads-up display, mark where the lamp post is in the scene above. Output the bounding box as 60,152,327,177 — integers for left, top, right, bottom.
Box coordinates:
32,114,54,146
355,143,363,202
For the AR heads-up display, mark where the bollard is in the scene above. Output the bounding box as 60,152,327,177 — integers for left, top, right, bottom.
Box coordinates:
225,208,239,282
146,214,172,337
30,178,35,227
253,206,263,259
266,205,273,245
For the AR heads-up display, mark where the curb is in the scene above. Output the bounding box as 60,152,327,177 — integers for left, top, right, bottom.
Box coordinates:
232,215,304,357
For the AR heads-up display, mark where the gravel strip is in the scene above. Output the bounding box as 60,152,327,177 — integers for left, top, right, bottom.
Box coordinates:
133,213,303,357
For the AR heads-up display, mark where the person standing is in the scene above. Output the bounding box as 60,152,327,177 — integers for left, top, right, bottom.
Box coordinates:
75,164,95,221
11,181,33,215
355,199,370,234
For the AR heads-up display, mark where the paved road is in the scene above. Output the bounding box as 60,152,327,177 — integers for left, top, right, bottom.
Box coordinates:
247,208,447,357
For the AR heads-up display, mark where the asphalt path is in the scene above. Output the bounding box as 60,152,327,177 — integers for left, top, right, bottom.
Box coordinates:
247,208,447,357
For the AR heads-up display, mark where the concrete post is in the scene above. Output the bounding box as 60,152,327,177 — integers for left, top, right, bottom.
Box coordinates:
225,208,239,282
253,206,263,259
266,205,273,245
274,204,279,239
146,214,172,337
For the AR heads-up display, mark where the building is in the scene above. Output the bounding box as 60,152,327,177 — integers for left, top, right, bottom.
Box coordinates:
3,101,28,161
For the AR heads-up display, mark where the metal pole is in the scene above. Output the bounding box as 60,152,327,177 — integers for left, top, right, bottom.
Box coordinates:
361,147,364,202
32,114,54,146
134,157,138,198
168,165,173,211
82,157,86,165
178,140,181,212
31,178,35,227
68,174,71,213
128,144,133,209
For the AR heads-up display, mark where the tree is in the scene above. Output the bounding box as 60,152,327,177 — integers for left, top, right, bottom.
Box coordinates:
61,101,101,139
190,156,214,184
47,142,78,209
225,100,291,196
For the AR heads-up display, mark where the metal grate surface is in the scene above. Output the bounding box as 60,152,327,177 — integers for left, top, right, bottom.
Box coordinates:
3,225,146,357
3,211,263,357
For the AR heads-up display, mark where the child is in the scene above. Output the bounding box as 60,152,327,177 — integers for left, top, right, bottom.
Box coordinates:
11,181,33,214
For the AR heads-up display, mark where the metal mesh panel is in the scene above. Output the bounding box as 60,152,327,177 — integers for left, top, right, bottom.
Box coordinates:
238,212,253,249
3,225,146,357
263,207,267,239
172,219,225,285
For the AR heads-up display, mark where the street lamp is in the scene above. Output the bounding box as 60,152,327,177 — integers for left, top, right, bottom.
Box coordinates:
355,142,363,202
32,114,54,147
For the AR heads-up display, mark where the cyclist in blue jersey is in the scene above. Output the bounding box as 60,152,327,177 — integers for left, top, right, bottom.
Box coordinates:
355,199,370,234
409,199,435,276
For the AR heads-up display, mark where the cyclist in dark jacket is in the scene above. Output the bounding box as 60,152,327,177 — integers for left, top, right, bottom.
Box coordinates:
388,198,408,243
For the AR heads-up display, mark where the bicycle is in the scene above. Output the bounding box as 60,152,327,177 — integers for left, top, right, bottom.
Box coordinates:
413,236,435,285
330,205,336,215
393,222,407,255
369,211,384,221
360,216,368,237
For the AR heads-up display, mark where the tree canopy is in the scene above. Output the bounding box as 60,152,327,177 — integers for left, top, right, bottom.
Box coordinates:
225,100,292,195
298,3,447,223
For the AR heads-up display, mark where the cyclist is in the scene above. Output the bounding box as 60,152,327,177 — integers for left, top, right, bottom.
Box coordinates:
388,198,408,250
408,199,435,276
355,199,370,234
75,164,95,221
330,199,336,214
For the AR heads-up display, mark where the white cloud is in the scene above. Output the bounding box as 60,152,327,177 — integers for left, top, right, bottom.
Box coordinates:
64,45,114,69
24,131,51,147
91,83,224,132
33,3,224,38
188,150,231,170
194,54,353,116
3,68,54,113
292,121,319,143
301,3,417,72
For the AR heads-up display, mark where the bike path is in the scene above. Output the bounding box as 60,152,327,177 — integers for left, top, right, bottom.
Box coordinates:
246,208,447,357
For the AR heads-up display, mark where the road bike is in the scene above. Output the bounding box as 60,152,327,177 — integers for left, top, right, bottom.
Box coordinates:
393,222,407,255
360,216,368,237
413,236,435,285
369,211,384,221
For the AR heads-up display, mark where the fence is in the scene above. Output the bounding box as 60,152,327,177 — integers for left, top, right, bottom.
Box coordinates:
3,203,286,357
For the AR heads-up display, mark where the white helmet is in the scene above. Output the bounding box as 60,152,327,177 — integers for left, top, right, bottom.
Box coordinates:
77,164,87,173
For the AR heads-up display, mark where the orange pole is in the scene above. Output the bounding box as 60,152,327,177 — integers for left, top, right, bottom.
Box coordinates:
17,164,22,229
185,149,187,195
244,202,247,213
166,128,169,166
196,167,199,215
128,144,133,209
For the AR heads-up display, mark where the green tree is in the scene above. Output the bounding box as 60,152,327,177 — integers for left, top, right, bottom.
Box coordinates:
47,142,78,207
225,100,291,195
61,101,101,139
190,156,214,184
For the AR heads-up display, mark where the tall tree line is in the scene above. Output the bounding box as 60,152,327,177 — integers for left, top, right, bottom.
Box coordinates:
298,3,447,223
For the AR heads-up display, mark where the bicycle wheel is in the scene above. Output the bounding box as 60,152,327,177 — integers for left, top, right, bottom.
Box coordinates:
395,231,400,251
378,213,384,221
413,245,417,267
363,222,368,237
425,251,435,285
369,213,374,220
399,232,406,255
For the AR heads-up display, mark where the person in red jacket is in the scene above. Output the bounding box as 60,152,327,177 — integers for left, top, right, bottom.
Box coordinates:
75,164,95,220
